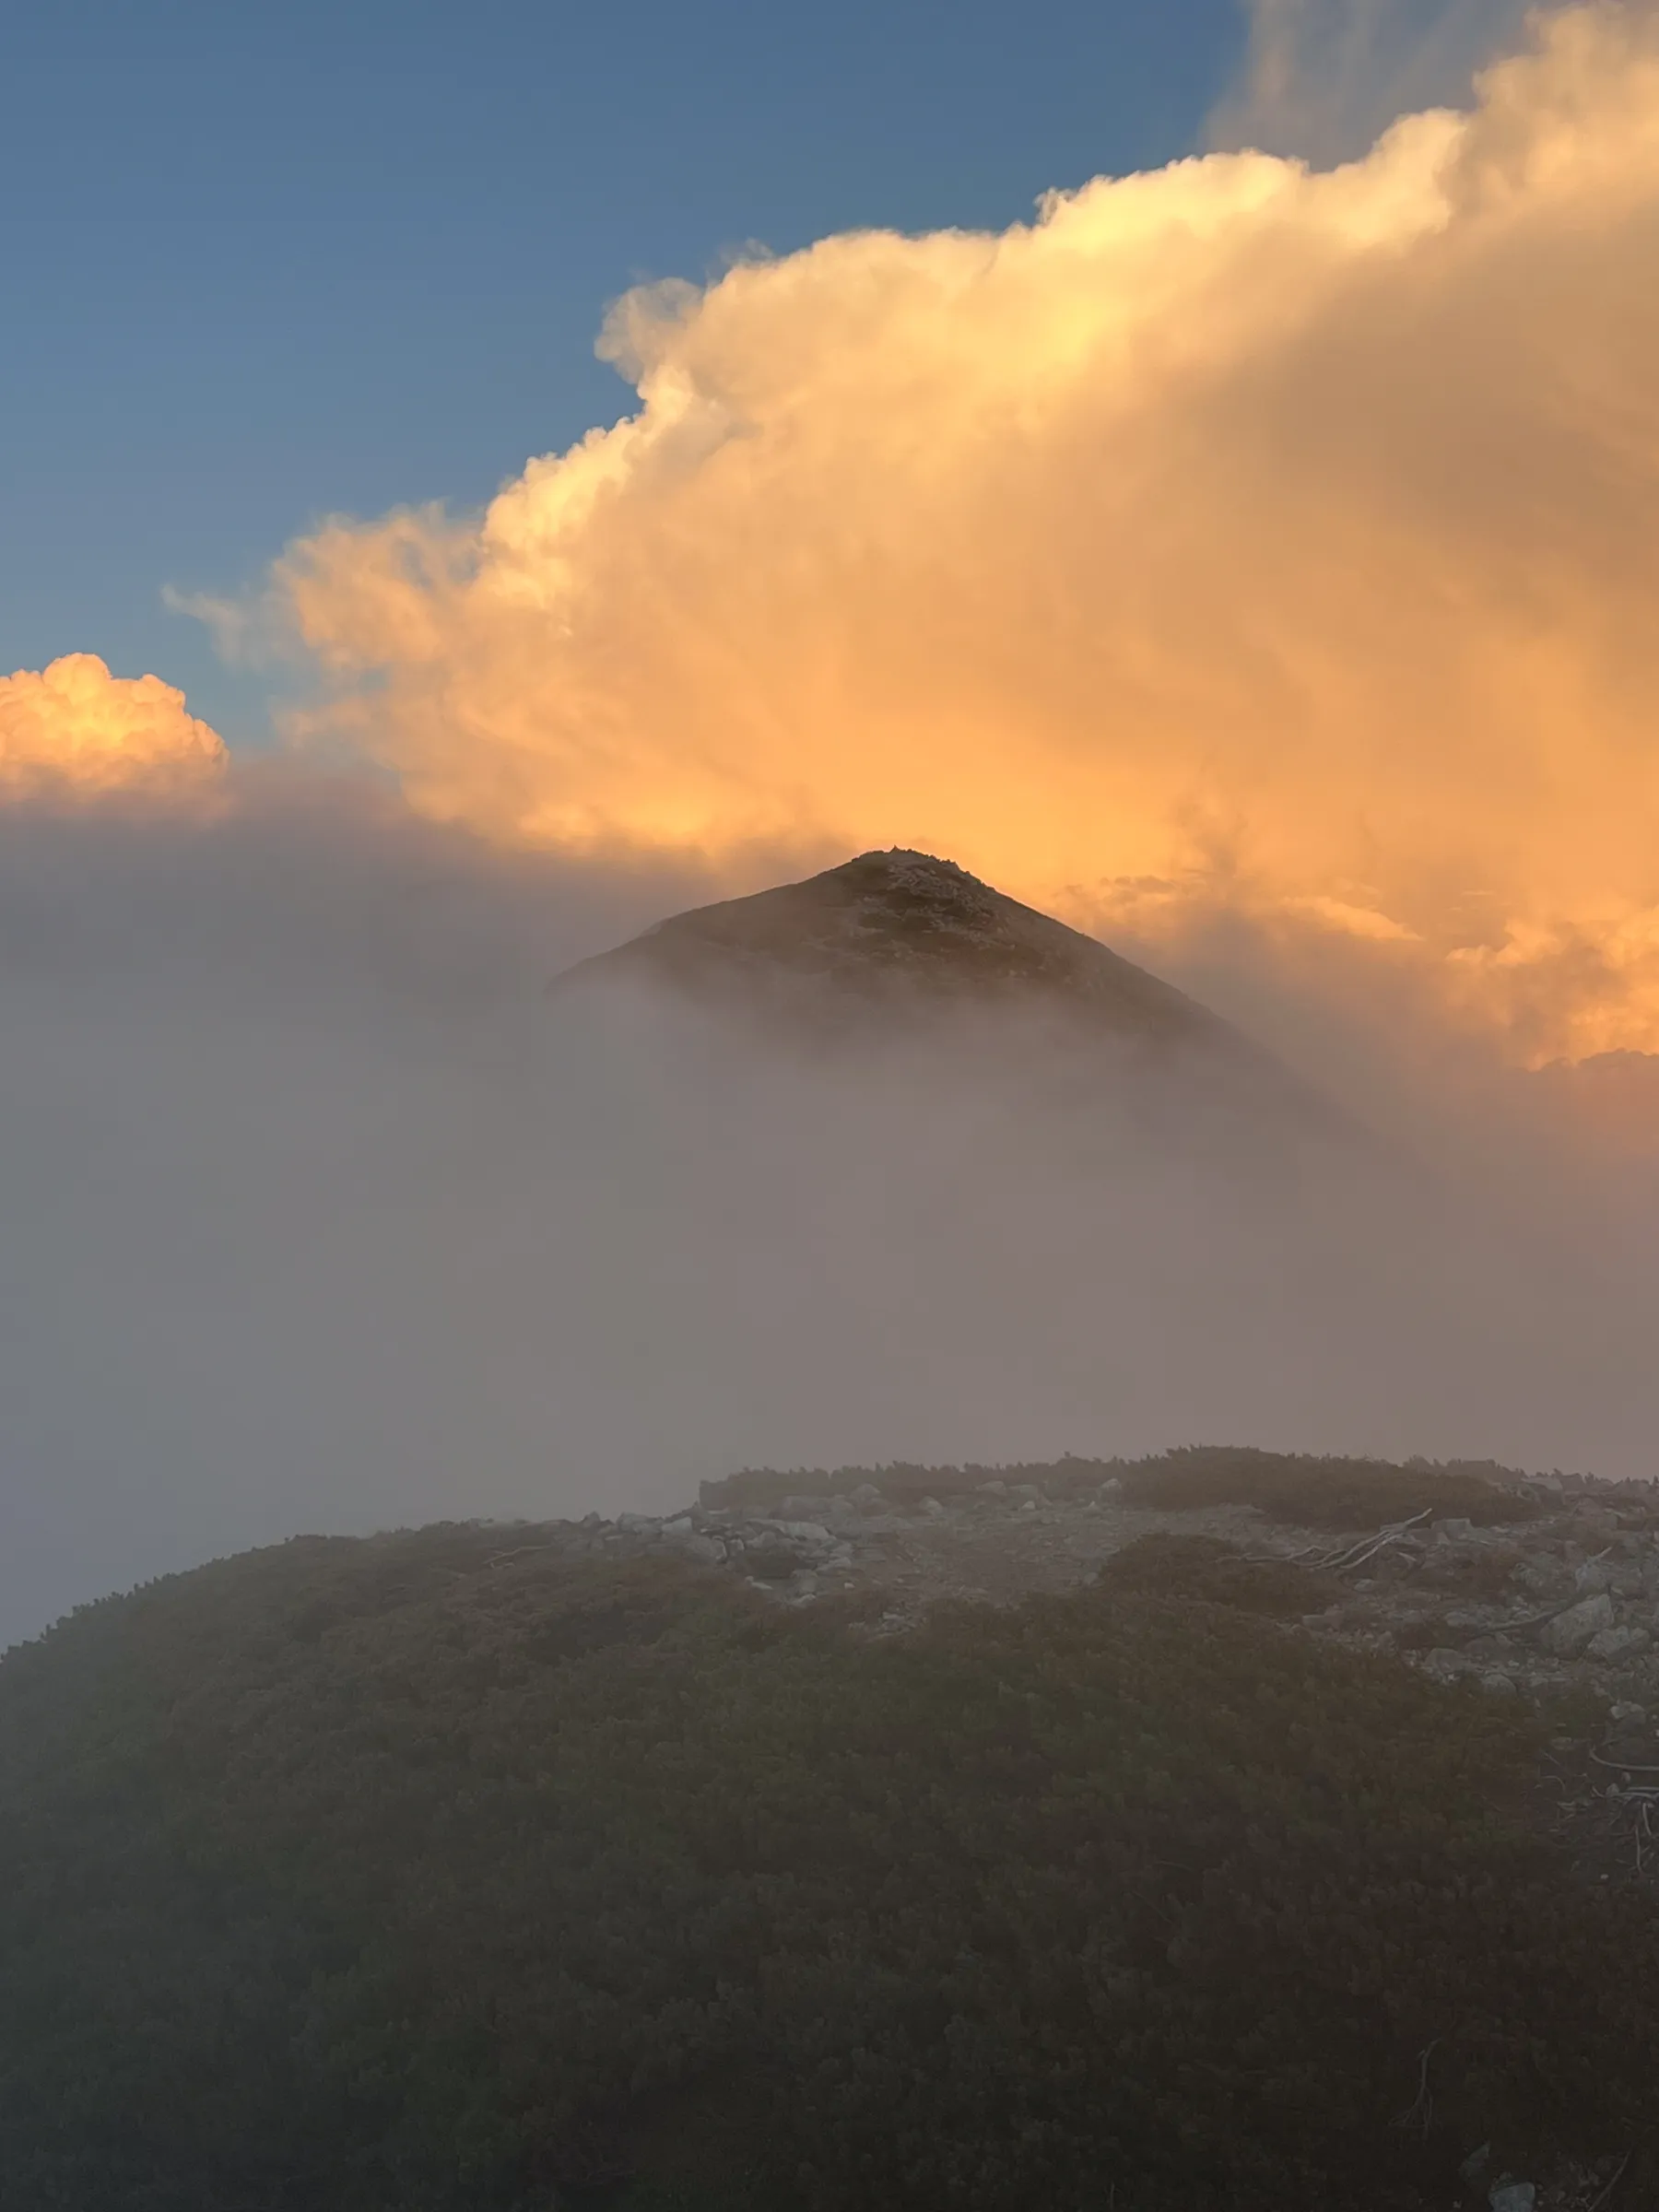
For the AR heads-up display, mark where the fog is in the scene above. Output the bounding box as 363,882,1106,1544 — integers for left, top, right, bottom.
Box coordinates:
0,783,1653,1648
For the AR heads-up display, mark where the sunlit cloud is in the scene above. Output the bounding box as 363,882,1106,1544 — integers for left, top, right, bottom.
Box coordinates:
206,4,1659,1063
0,654,225,794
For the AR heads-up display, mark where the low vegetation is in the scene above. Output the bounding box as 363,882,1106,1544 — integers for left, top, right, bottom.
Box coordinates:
706,1442,1540,1527
1112,1445,1541,1527
1091,1529,1337,1615
2,1518,1653,2209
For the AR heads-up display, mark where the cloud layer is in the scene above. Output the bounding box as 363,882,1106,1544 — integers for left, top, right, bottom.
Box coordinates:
1,784,1654,1650
265,4,1659,1063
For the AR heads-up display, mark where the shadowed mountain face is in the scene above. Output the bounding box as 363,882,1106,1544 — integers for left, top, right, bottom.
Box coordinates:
559,847,1338,1137
564,848,1216,1036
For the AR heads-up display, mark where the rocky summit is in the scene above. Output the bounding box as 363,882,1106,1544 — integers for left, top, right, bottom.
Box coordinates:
562,847,1235,1042
556,847,1340,1141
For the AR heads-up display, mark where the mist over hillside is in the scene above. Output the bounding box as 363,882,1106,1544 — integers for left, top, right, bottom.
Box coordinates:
0,799,1654,1647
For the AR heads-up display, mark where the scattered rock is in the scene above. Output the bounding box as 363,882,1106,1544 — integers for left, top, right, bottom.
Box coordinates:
1543,1592,1616,1657
1488,2183,1535,2212
1586,1623,1651,1664
744,1542,807,1583
1464,1632,1518,1659
1459,2142,1491,2185
667,1533,724,1565
1517,1556,1571,1596
571,1465,1659,1734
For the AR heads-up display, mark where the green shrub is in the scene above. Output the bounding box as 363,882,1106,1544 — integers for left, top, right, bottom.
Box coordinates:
1114,1445,1536,1527
1094,1532,1334,1616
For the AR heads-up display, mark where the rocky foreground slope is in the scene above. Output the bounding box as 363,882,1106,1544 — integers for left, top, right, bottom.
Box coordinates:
562,1452,1659,1883
7,1447,1659,2211
573,1458,1653,1688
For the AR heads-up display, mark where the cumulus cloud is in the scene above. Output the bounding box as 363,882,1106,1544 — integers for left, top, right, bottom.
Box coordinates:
258,4,1659,1064
0,654,225,792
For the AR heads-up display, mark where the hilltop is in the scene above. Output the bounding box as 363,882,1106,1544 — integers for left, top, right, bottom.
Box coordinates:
561,848,1220,1037
555,847,1347,1153
3,1446,1657,2211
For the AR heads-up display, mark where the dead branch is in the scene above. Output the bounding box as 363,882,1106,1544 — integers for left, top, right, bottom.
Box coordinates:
1586,2147,1634,2210
1325,1509,1436,1574
1390,2039,1440,2140
1256,1509,1437,1580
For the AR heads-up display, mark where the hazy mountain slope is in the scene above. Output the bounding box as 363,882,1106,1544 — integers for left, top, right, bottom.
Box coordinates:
558,845,1342,1137
4,828,1654,1659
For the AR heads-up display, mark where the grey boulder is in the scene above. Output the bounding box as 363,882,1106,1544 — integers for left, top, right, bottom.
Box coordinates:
1543,1593,1615,1657
1586,1623,1651,1664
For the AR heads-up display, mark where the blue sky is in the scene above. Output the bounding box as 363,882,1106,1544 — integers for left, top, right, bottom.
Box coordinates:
2,0,1244,744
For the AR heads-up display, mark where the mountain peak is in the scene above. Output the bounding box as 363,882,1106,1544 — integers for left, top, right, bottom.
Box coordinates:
554,849,1345,1140
559,846,1223,1047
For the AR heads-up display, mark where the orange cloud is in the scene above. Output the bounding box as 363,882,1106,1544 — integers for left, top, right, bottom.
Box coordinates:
273,3,1659,1062
0,655,225,794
